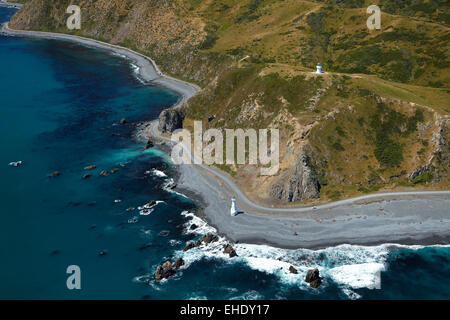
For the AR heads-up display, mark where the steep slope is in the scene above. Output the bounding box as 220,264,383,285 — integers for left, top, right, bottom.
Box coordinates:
9,0,450,204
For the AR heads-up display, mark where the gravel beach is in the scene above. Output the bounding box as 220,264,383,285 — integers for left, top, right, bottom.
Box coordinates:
3,21,449,250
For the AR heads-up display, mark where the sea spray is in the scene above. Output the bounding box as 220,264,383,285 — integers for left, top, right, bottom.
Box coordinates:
177,211,450,298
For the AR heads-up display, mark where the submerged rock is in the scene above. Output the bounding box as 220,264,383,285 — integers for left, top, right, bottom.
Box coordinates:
50,171,61,178
82,174,91,179
305,268,322,288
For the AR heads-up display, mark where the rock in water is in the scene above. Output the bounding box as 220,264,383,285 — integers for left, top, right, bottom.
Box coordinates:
99,170,108,177
154,261,175,282
120,118,127,125
223,244,237,258
289,266,298,274
158,109,184,133
305,268,322,288
183,242,195,252
145,139,154,149
50,171,60,177
9,161,22,167
84,165,96,170
189,224,198,230
200,233,219,244
173,258,184,269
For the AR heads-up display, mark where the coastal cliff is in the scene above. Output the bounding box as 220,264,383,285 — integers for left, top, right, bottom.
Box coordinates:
10,0,450,204
271,152,320,202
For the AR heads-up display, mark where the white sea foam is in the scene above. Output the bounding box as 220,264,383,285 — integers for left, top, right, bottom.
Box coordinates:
139,208,154,216
130,63,146,84
175,210,446,298
163,178,189,198
151,169,167,178
137,200,164,211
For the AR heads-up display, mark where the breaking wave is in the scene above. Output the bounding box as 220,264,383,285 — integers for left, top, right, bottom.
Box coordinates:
175,211,449,298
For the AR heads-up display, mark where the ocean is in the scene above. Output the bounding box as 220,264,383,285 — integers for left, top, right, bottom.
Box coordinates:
0,6,449,300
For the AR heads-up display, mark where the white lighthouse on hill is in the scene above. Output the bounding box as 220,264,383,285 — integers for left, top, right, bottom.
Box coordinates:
230,198,238,216
315,63,323,74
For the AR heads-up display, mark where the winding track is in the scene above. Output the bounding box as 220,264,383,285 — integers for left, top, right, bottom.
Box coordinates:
150,121,450,215
3,7,448,216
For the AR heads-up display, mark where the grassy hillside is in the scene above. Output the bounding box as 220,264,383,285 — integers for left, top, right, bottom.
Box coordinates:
9,0,450,204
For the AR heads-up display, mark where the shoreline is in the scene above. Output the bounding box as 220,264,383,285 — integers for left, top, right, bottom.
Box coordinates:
0,2,22,9
2,18,449,250
1,22,200,108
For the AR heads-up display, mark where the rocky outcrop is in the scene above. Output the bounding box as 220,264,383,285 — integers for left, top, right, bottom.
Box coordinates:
158,109,184,133
183,242,195,252
410,116,449,183
145,139,154,150
173,258,185,269
270,152,320,202
409,165,431,181
199,233,219,245
305,268,322,288
223,244,237,258
154,261,175,282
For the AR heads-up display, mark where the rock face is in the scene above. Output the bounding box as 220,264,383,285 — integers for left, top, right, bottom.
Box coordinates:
173,258,185,269
200,233,219,244
270,153,320,202
158,109,184,133
154,261,175,282
409,165,431,181
145,139,154,149
305,268,322,288
183,242,195,252
223,244,237,258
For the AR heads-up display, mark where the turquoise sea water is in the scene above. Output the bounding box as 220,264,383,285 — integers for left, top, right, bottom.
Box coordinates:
0,7,449,300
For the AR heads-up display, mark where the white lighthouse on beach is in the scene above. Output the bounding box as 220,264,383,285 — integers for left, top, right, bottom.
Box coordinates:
315,63,323,74
230,198,238,216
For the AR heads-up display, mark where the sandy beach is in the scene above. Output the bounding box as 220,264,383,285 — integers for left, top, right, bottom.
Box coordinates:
2,21,449,250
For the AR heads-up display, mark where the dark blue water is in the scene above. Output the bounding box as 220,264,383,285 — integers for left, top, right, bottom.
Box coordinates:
1,7,449,300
